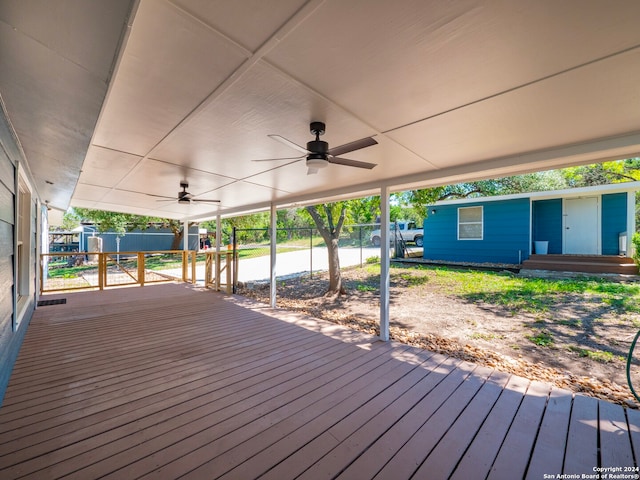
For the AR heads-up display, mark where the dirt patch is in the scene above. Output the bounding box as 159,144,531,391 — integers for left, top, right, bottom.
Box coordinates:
238,264,640,408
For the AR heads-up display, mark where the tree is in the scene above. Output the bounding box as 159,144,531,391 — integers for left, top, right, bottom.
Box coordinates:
56,209,82,231
304,202,350,295
403,171,568,219
562,159,640,187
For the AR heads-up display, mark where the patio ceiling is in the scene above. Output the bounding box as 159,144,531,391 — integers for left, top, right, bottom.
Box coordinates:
2,1,640,221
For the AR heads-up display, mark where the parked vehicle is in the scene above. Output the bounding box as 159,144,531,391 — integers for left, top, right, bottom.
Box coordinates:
370,221,423,247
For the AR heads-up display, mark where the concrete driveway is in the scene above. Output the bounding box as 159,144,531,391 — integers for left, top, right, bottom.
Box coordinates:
237,246,381,283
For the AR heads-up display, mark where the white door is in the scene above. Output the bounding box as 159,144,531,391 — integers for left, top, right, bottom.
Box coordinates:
564,197,599,254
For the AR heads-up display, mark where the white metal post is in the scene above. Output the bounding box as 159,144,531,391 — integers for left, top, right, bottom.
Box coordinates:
181,220,187,250
215,215,221,251
380,185,390,341
270,203,277,308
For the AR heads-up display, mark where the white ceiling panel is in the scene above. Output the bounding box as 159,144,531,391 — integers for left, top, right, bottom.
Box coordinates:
266,0,640,132
3,1,640,222
72,184,113,204
388,49,640,168
78,146,143,188
150,60,379,178
91,0,249,156
170,0,308,52
113,158,234,198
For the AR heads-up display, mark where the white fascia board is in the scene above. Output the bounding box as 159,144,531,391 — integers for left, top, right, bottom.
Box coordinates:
432,181,640,207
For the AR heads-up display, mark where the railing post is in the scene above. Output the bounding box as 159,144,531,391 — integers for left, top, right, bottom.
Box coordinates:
138,252,145,286
215,251,221,291
191,250,196,284
99,253,105,290
182,250,187,282
205,252,212,287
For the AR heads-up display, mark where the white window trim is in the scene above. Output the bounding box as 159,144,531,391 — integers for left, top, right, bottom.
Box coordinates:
458,206,483,240
14,168,34,330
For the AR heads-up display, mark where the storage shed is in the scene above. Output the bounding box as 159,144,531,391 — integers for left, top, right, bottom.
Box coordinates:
424,182,640,265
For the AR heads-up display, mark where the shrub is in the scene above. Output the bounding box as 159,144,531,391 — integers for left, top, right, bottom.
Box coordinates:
633,232,640,267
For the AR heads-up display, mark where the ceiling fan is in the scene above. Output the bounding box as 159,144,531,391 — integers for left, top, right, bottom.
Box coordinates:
146,181,220,205
254,121,378,174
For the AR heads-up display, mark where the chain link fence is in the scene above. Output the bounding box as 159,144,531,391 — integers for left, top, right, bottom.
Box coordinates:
231,223,421,287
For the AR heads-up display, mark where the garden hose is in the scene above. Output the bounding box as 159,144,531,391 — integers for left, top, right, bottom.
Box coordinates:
627,329,640,404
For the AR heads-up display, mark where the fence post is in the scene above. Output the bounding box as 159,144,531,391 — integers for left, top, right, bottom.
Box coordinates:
232,227,237,294
138,252,145,286
359,225,363,267
310,228,313,278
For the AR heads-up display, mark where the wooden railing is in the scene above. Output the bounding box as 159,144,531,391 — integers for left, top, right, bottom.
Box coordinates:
40,250,236,294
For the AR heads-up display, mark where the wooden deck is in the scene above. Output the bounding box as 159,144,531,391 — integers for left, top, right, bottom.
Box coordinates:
1,283,639,479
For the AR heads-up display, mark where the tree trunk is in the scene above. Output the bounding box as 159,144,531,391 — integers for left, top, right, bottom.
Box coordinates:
171,229,183,250
305,204,346,295
326,236,342,294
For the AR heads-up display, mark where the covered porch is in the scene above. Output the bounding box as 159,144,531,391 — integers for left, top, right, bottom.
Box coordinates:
1,283,638,479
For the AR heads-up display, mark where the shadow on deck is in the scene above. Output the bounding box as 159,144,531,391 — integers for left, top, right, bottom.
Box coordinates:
1,283,639,479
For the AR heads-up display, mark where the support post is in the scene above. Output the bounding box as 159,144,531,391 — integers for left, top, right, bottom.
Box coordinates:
270,203,277,308
232,227,238,293
380,185,390,341
183,220,189,251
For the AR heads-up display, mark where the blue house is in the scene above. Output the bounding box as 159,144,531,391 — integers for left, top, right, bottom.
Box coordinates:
424,182,640,265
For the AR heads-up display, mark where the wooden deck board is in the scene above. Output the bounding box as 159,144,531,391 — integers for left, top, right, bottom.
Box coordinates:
410,370,511,479
599,399,635,469
0,283,638,479
487,380,551,479
525,387,574,480
336,362,478,479
564,393,599,475
449,375,530,480
373,365,495,479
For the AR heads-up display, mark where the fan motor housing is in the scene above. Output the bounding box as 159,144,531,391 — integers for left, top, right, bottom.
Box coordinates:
307,140,328,155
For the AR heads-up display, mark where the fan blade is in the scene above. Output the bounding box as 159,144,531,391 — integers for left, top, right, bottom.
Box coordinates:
268,134,309,154
327,136,377,157
191,199,221,203
252,155,304,162
146,193,176,199
328,156,377,169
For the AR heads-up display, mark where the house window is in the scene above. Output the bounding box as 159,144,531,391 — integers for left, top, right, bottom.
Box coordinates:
17,180,31,298
458,206,483,240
